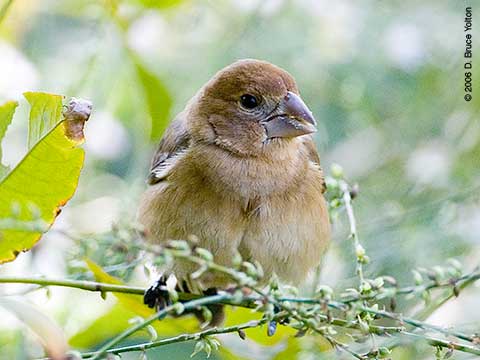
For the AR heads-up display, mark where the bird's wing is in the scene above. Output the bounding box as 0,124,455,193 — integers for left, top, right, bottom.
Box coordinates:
302,136,327,193
148,112,190,185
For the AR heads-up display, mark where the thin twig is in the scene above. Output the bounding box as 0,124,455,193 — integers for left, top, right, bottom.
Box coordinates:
80,315,279,358
0,277,145,295
89,293,233,360
340,180,364,284
341,270,480,304
401,331,480,356
1,276,476,343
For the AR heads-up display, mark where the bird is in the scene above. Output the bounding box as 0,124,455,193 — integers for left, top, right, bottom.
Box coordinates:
138,59,331,323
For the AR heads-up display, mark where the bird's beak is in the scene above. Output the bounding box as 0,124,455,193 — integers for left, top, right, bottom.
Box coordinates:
261,91,317,139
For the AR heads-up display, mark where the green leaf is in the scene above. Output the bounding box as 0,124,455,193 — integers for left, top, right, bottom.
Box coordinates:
85,259,154,318
0,93,89,263
127,0,185,9
24,92,64,149
272,337,302,360
217,347,250,360
133,58,172,141
0,0,14,25
223,307,295,346
0,297,68,359
69,302,137,349
85,259,198,334
0,100,18,179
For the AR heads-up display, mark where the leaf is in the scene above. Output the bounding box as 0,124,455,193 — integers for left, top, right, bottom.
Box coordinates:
0,297,68,360
0,93,91,263
217,346,251,360
86,259,153,318
272,337,302,360
85,259,197,334
127,0,185,9
133,58,173,141
0,0,14,25
69,302,137,349
223,307,296,346
0,100,18,179
24,92,64,149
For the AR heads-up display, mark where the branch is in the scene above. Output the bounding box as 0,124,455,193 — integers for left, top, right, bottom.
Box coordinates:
2,272,479,356
341,269,480,304
80,314,280,358
0,277,145,295
339,179,366,284
89,293,233,360
402,331,480,356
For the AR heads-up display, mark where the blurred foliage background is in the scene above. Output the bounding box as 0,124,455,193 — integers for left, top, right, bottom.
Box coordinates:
0,0,479,359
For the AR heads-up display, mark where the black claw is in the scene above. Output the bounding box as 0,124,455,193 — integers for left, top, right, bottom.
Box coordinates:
203,287,218,296
144,277,171,309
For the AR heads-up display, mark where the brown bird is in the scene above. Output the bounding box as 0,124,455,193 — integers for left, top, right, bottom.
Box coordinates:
138,59,330,320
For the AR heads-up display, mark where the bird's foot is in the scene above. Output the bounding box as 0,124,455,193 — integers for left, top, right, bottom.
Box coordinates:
144,276,171,309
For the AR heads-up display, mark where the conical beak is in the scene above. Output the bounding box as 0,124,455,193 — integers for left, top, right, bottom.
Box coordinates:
261,91,317,139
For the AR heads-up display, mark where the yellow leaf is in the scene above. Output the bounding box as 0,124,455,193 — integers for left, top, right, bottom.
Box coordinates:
85,259,198,335
0,94,91,263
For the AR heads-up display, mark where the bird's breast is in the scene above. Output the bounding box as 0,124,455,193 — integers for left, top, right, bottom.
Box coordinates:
139,142,330,287
189,142,308,200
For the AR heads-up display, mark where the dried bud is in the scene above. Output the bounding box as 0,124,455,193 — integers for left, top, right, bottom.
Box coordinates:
232,251,243,269
330,163,344,179
146,325,158,341
360,280,372,294
432,266,446,280
447,258,462,272
201,307,213,328
191,340,205,358
412,270,423,285
269,275,279,290
172,302,185,315
372,277,385,289
316,285,333,300
349,183,360,199
166,240,190,251
378,347,392,358
330,199,341,208
254,261,264,279
358,318,370,335
195,248,214,262
191,264,208,280
242,261,258,278
382,276,397,286
421,290,431,304
325,176,339,190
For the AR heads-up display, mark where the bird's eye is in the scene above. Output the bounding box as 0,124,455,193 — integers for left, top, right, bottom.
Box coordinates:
240,94,259,109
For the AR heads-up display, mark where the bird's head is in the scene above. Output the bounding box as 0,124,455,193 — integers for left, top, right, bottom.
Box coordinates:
188,59,317,156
